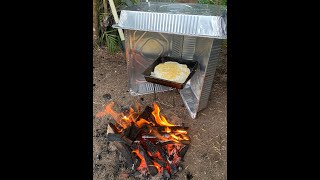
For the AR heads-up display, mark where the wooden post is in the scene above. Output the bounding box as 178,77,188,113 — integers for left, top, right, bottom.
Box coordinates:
108,0,125,41
93,0,99,44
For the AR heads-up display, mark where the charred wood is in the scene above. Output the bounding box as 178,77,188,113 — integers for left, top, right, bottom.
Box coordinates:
145,140,157,156
138,145,158,176
107,123,120,134
106,133,133,145
132,156,141,171
178,145,189,160
154,158,166,167
137,106,153,120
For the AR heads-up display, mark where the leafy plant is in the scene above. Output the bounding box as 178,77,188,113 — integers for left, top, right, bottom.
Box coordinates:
100,29,120,53
97,0,136,54
198,0,227,5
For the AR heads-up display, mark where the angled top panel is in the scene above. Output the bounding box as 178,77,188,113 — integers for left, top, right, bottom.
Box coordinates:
114,2,227,39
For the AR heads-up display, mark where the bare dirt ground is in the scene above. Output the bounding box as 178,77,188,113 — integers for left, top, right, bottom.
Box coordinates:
93,43,227,180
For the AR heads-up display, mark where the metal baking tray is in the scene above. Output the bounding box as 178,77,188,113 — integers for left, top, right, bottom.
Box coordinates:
142,56,199,89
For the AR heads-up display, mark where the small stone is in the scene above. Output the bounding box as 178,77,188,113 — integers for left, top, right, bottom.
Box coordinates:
96,154,102,160
140,97,144,101
108,142,117,152
93,84,96,87
103,93,112,101
186,172,193,180
122,96,125,99
100,74,103,76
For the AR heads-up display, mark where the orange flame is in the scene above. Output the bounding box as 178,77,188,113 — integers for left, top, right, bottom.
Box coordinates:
96,102,130,128
181,134,190,140
96,102,141,129
154,151,161,159
136,118,154,128
170,133,184,141
175,129,187,134
164,126,171,133
126,107,138,122
152,102,175,127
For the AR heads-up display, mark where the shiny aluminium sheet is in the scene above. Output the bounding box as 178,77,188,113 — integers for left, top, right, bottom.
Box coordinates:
113,2,227,39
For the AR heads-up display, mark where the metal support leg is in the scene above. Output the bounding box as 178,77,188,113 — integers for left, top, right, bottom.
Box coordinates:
153,83,156,101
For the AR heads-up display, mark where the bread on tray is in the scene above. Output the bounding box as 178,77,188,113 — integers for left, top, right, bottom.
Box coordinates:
151,61,190,83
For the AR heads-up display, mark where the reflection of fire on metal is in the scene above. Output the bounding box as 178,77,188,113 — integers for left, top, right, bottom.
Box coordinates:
97,102,190,178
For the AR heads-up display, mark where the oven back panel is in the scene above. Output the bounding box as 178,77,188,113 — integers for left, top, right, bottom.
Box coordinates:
125,29,222,118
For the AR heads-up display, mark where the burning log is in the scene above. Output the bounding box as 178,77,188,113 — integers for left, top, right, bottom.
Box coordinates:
137,105,153,120
181,140,191,145
157,144,169,161
152,126,189,133
138,145,158,176
156,141,176,146
124,122,141,141
145,140,157,156
124,123,132,138
142,134,170,139
132,156,141,171
107,123,121,134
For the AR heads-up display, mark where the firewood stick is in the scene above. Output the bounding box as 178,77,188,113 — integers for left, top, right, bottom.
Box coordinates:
138,145,158,176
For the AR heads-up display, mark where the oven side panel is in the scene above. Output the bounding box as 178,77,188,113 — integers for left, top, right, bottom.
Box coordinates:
125,30,174,95
197,38,222,111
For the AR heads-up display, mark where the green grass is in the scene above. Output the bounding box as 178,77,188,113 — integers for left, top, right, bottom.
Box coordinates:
198,0,227,5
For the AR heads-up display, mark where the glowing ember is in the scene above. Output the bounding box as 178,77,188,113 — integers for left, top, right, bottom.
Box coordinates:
132,149,147,171
152,160,162,172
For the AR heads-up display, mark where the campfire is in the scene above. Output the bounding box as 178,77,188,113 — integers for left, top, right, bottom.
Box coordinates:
96,102,190,178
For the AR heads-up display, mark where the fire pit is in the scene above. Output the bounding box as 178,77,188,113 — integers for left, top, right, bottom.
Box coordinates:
97,102,190,178
113,2,227,119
